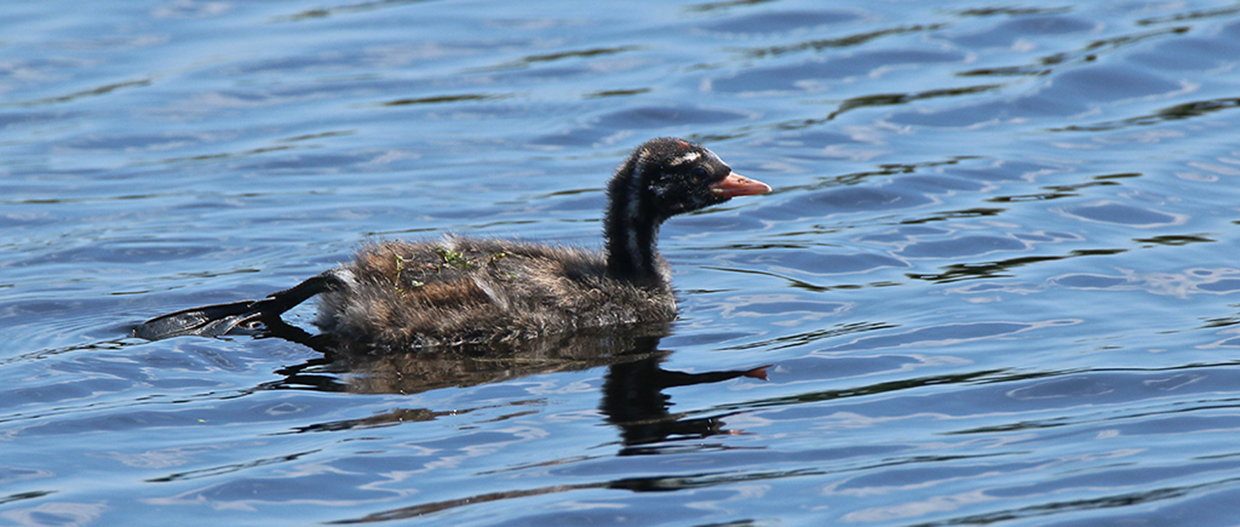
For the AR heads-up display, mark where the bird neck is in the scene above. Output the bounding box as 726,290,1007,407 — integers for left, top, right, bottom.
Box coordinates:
604,160,667,284
605,204,662,283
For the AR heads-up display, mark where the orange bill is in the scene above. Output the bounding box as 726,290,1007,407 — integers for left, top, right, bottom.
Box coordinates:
710,172,772,198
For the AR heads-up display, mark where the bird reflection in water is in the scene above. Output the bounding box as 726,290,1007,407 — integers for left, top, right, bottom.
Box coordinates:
251,317,768,449
602,350,768,455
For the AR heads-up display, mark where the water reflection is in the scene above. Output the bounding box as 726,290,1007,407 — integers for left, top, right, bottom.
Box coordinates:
602,352,767,455
253,319,767,451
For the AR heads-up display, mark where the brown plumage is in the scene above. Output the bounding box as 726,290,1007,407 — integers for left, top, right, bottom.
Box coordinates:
134,137,771,351
318,237,676,347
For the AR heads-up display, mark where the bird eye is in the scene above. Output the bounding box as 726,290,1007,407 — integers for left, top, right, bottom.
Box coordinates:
689,166,709,180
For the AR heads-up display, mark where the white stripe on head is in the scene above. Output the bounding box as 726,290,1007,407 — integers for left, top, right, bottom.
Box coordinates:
668,151,701,166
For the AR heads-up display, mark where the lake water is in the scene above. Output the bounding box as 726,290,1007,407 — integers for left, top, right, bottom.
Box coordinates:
5,0,1240,525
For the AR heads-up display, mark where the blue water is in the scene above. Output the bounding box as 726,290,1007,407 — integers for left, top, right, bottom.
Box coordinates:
6,0,1240,525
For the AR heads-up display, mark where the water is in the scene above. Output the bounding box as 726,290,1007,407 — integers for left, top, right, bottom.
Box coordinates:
5,0,1240,525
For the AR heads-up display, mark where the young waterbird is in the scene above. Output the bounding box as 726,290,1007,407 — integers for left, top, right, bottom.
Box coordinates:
135,137,771,350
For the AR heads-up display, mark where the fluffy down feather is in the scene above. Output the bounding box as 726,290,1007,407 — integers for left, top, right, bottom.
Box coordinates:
315,236,676,348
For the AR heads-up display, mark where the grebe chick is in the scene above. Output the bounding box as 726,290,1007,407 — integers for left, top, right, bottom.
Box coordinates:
135,137,771,350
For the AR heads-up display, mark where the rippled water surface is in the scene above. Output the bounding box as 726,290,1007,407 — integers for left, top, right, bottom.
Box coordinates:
6,1,1240,525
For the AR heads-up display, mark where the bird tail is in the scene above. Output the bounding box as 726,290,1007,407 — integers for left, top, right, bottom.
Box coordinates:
134,271,342,340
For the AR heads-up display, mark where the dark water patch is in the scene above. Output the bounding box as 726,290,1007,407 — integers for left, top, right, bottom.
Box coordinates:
735,24,945,59
583,88,652,99
145,449,325,484
1086,25,1191,58
479,45,644,72
156,144,303,166
956,7,1074,18
828,83,1006,121
1135,234,1215,247
909,249,1126,283
683,0,778,14
12,78,152,108
270,0,444,23
1052,96,1240,132
989,189,1077,202
740,369,1005,412
381,92,512,106
278,407,455,434
694,265,871,294
957,24,1186,80
276,130,357,144
957,64,1055,78
899,207,1006,225
0,490,55,507
1048,484,1240,527
989,180,1119,203
815,157,978,187
1095,172,1143,181
1198,311,1240,330
1136,4,1240,26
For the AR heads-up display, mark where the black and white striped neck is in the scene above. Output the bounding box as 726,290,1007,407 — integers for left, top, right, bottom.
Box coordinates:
604,147,665,283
